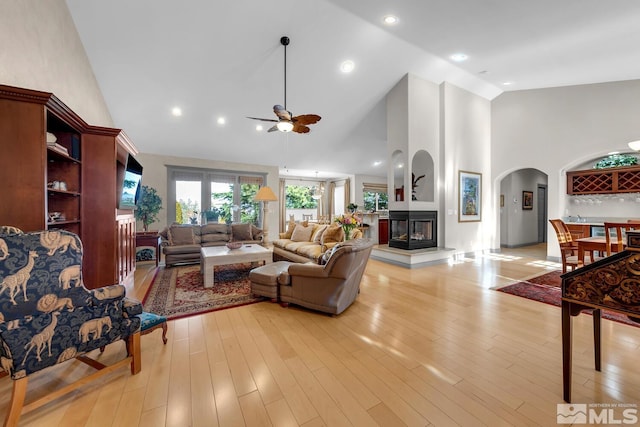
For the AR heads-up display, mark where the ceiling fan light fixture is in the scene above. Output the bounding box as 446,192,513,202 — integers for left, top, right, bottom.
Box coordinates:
277,120,294,132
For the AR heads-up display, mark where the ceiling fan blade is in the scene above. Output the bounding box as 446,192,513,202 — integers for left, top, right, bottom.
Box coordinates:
267,124,280,132
246,116,278,123
292,123,311,134
273,105,292,121
292,114,321,126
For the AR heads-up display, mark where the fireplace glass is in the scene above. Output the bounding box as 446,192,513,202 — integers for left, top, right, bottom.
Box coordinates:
389,211,437,250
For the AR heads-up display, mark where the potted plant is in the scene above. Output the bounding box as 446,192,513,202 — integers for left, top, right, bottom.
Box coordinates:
135,185,163,232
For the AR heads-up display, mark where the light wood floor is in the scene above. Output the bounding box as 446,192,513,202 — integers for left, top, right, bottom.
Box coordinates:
4,244,640,426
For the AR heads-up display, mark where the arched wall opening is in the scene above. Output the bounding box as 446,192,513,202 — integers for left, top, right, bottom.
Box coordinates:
499,168,548,249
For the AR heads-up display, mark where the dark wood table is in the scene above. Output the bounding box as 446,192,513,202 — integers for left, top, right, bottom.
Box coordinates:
135,232,161,266
561,249,640,402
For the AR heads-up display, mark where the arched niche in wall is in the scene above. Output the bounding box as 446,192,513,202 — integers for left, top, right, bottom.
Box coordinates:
411,150,434,202
392,150,405,202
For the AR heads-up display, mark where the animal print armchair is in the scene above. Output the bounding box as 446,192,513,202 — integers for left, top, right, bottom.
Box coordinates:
0,228,142,427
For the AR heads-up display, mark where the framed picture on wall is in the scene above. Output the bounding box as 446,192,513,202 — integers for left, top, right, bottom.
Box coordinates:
522,191,533,210
458,171,482,222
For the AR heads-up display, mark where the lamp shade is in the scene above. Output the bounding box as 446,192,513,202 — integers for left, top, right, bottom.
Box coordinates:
254,186,278,202
628,140,640,151
276,121,293,132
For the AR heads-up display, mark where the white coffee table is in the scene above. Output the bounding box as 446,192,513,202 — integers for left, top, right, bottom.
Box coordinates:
200,244,272,288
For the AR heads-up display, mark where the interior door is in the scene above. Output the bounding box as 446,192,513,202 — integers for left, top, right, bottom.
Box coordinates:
537,184,547,242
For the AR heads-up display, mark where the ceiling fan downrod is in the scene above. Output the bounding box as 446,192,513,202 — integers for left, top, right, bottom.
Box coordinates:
281,36,289,110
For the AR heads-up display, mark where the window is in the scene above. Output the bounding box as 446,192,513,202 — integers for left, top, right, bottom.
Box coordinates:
176,180,201,224
285,183,319,221
167,166,265,226
363,182,388,212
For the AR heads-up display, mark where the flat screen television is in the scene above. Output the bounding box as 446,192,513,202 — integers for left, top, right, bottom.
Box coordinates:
119,154,143,209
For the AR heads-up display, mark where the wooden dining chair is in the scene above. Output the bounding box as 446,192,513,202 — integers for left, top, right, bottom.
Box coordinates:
603,222,639,256
549,219,581,273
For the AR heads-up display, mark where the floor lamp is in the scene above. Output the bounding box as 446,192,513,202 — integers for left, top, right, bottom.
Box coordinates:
254,186,278,244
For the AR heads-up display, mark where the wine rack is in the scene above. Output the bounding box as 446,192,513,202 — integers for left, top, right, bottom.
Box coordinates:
567,166,640,195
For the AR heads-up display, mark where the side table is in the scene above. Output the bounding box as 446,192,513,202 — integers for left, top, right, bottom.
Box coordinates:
135,232,161,267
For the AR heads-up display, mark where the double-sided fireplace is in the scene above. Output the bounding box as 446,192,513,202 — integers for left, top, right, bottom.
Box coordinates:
389,210,437,250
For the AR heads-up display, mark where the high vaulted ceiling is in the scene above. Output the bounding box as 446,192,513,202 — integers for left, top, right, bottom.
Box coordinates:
66,0,640,178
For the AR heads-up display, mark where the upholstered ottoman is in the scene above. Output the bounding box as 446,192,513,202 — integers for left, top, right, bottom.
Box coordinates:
249,261,292,302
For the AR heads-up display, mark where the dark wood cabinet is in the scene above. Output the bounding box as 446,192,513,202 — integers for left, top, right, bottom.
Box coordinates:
136,232,161,267
0,84,137,289
378,218,389,245
567,166,640,195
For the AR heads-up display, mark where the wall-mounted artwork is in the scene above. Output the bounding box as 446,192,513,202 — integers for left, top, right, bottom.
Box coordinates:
523,191,533,210
459,171,481,222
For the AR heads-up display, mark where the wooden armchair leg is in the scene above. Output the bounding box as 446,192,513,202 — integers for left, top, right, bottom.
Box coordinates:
127,331,141,375
161,322,168,344
4,377,28,427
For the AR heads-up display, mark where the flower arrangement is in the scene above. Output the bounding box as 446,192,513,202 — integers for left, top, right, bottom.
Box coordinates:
334,212,362,240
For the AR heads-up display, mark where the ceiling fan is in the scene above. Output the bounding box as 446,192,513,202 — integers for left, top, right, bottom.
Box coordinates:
247,36,321,134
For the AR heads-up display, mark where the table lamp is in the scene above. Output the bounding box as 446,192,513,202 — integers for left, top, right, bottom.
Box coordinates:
254,186,278,244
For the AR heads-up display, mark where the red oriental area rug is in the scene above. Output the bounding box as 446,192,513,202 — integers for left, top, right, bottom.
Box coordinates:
496,270,640,328
142,263,264,320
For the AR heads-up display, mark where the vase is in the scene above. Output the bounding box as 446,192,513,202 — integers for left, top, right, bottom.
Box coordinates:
343,225,354,240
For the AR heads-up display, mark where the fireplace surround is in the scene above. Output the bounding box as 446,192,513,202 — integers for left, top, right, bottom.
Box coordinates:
388,210,437,250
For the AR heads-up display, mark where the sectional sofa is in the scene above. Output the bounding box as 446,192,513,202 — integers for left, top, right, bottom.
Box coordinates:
272,222,362,264
159,223,264,267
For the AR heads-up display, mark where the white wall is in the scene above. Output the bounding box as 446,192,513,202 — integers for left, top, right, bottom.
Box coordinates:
136,152,280,237
0,0,112,127
441,82,492,253
387,74,440,212
492,80,640,258
386,76,492,254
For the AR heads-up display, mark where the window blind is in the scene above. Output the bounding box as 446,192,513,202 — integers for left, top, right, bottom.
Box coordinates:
362,182,388,193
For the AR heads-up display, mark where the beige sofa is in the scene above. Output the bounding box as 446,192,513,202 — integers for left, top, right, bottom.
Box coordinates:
256,238,374,315
272,222,362,264
160,223,263,267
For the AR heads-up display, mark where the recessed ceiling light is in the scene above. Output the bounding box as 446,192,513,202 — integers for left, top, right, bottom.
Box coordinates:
256,125,263,131
340,60,355,73
450,53,468,62
217,117,226,125
383,15,398,25
373,161,382,166
171,107,182,117
502,81,513,86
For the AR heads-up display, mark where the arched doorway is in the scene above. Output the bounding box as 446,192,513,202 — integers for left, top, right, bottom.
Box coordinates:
499,168,548,249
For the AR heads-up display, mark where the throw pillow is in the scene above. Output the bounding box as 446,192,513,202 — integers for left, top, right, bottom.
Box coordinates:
168,226,195,245
321,224,344,245
232,223,253,241
321,243,343,264
283,221,296,239
251,224,263,240
290,223,314,242
311,224,328,243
